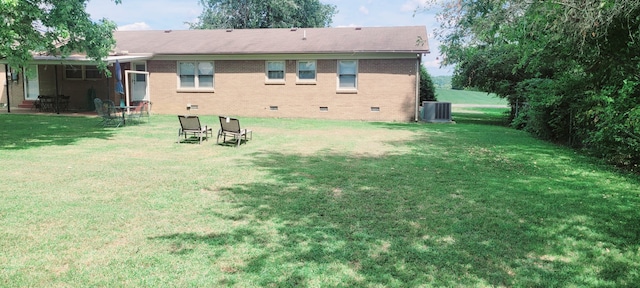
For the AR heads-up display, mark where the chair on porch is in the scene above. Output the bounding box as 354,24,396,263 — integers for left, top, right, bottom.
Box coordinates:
58,95,70,112
39,95,55,112
217,116,252,147
126,101,150,124
32,96,42,111
94,98,123,127
177,115,213,144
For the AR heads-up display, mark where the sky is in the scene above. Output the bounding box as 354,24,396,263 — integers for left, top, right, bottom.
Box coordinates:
86,0,452,76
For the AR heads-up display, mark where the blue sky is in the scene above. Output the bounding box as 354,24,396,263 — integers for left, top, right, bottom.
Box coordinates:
86,0,451,76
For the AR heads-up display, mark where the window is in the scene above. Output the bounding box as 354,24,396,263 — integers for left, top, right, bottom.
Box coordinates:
64,65,83,80
338,60,357,91
266,61,285,82
178,61,214,90
64,65,103,80
297,60,316,82
84,65,102,79
134,63,146,82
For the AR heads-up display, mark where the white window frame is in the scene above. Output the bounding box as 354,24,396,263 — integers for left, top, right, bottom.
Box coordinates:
265,60,285,84
296,60,317,84
337,60,358,93
64,65,103,80
177,61,215,92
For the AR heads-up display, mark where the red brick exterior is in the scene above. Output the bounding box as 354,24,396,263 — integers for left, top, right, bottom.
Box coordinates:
6,58,420,121
148,58,420,121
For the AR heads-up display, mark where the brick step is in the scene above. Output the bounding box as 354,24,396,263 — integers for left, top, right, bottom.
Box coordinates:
18,100,37,109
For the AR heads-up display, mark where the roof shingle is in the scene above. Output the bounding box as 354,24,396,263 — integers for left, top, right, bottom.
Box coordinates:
113,26,429,55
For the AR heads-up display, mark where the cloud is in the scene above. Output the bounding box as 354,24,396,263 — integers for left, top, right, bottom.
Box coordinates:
401,0,431,12
117,22,152,31
359,6,369,15
422,58,441,68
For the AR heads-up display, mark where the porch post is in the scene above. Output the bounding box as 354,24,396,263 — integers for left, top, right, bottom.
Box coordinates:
55,65,60,114
4,64,10,113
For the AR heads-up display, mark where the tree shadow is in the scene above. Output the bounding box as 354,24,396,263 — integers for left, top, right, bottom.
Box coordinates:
150,130,640,286
0,114,115,150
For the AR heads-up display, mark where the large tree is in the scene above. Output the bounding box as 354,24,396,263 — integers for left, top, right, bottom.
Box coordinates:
425,0,640,170
189,0,337,29
0,0,119,72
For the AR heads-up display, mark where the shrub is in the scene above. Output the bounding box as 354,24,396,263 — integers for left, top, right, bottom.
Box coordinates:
419,65,437,102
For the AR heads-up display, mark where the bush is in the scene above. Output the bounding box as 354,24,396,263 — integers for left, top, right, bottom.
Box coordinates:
515,74,640,171
579,80,640,171
419,65,437,102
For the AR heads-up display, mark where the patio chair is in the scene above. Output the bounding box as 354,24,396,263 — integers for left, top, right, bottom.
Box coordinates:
58,95,70,112
217,116,252,147
39,95,55,112
32,96,42,111
126,101,150,124
177,115,213,144
94,98,123,127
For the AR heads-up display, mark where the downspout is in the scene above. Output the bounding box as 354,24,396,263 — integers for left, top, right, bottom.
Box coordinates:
5,64,10,113
414,55,421,122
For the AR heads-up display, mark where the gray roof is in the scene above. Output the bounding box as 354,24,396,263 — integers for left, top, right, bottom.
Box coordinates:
113,26,429,55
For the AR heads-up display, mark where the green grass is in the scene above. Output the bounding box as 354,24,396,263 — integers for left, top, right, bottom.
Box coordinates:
1,111,639,287
436,88,508,106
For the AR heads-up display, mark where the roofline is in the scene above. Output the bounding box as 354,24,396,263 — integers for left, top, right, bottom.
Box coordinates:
152,52,428,61
2,50,429,65
14,54,154,65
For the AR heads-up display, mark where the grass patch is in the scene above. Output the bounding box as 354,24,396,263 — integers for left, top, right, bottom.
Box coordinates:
1,112,639,286
437,88,507,106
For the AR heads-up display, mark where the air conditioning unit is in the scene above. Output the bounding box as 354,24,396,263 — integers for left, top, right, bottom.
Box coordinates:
421,101,453,123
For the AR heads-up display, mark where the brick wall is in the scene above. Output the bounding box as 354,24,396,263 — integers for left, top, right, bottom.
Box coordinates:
148,58,419,121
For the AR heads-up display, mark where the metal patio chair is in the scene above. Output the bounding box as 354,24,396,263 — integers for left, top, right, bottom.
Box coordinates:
217,116,252,147
177,115,213,144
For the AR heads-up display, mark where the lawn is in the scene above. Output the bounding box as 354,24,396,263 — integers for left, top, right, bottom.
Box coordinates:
436,88,507,106
1,111,639,287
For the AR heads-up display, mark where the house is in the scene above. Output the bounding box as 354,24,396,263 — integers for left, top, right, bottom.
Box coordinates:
2,26,429,121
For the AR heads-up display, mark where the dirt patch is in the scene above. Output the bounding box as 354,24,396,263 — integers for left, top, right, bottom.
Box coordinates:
257,126,416,156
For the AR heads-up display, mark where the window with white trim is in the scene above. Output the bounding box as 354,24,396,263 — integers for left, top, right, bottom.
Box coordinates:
338,60,357,90
178,61,214,89
266,61,285,81
297,60,316,82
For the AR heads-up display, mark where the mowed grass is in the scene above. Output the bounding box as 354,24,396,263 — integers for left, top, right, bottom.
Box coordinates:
1,111,639,287
436,88,508,106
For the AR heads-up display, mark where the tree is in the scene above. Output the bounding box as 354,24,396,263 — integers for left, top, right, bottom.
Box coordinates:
189,0,337,29
0,0,119,72
419,65,437,103
423,0,640,170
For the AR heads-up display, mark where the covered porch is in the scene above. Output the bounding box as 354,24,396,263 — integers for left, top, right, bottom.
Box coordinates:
1,54,152,114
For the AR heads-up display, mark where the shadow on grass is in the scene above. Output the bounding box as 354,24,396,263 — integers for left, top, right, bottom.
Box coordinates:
151,118,640,286
452,110,511,126
0,114,116,150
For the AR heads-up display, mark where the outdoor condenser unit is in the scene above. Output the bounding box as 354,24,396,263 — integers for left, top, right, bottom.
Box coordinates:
421,101,453,123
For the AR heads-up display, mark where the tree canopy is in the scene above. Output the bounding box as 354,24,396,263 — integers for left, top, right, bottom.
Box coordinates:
426,0,640,171
189,0,337,29
0,0,119,71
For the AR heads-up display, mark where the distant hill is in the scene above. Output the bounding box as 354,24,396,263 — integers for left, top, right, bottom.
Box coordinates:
431,76,452,89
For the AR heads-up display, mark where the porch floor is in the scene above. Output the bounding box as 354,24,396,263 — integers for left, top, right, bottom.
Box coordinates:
0,107,98,117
